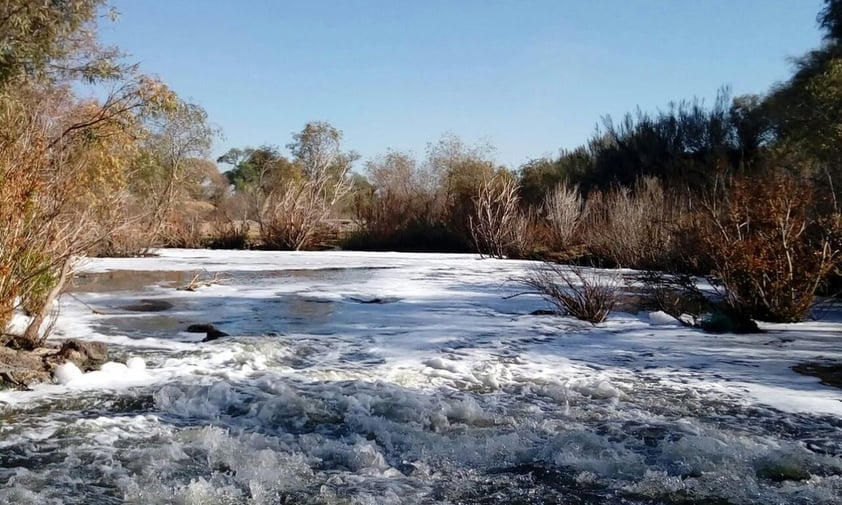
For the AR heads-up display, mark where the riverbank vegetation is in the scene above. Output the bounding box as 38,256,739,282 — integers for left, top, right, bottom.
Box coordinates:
1,0,842,352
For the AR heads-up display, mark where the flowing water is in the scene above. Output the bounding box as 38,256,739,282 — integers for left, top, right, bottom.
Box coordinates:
0,250,841,504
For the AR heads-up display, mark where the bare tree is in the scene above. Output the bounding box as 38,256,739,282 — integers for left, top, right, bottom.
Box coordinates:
470,173,526,258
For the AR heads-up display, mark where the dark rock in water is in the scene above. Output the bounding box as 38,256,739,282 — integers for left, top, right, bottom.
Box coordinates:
349,297,390,304
186,323,230,342
793,362,842,388
530,309,562,316
186,323,217,333
756,460,811,482
53,339,108,371
396,462,417,476
700,311,761,334
202,329,230,342
120,299,174,312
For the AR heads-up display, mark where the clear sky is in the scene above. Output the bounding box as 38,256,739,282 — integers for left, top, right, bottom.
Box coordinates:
100,0,826,170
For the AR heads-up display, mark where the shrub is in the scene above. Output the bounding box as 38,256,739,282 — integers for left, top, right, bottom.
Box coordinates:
470,174,526,258
695,173,841,322
260,171,351,250
581,176,675,268
160,203,212,249
90,198,154,257
349,144,493,253
205,218,251,249
350,180,450,251
544,182,585,251
521,263,620,323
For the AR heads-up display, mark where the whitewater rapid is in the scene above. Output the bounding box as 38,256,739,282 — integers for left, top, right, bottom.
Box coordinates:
0,250,840,504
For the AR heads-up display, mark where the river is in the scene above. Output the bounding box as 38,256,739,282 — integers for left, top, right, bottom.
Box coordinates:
1,250,840,504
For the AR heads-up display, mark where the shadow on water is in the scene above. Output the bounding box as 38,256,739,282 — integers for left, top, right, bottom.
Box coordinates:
73,267,395,339
87,294,342,340
70,267,394,293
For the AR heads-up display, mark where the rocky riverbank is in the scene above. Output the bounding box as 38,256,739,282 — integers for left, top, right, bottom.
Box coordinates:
0,339,108,388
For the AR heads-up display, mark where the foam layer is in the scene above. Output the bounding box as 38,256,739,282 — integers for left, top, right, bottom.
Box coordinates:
0,249,840,504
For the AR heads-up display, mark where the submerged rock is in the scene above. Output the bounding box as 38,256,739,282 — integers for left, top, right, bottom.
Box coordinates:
699,311,761,334
186,323,230,342
348,297,395,304
793,362,842,388
756,460,811,482
530,309,563,316
186,323,217,333
120,299,174,312
202,329,230,342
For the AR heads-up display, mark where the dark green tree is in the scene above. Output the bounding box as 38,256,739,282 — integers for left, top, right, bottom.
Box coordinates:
218,146,297,192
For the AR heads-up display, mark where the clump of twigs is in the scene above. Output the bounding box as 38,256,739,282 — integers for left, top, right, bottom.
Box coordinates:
518,263,621,323
178,271,229,291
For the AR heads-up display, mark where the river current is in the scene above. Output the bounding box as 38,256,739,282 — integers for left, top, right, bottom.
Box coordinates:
0,250,840,504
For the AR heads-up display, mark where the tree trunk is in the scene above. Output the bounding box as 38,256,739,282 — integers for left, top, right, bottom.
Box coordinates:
22,257,72,347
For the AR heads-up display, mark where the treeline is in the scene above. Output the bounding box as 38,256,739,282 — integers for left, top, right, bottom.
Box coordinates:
171,0,842,325
1,1,841,350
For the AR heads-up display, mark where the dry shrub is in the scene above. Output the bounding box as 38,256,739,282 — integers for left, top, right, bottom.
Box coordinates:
92,198,155,257
354,188,440,242
159,202,215,249
350,151,464,251
696,173,841,322
544,182,585,250
260,170,351,250
640,270,711,325
351,138,500,252
202,192,252,249
581,176,675,268
522,263,621,323
470,174,526,258
205,213,251,249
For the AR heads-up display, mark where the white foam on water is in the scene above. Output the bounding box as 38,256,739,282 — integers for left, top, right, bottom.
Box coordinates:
0,249,840,504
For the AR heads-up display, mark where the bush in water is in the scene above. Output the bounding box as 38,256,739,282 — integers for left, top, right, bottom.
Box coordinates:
693,173,841,323
521,263,620,324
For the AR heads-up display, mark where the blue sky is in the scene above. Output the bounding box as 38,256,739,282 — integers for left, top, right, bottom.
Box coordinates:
100,0,825,170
